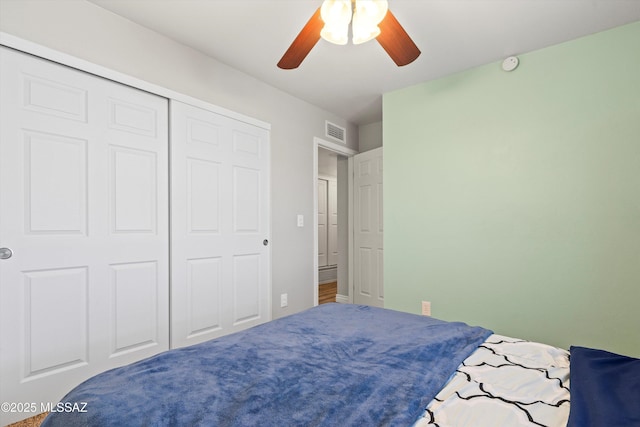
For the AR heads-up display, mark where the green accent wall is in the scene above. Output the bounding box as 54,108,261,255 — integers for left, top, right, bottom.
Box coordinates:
383,21,640,357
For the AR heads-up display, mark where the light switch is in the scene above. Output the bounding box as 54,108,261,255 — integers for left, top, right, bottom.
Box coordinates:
297,214,304,227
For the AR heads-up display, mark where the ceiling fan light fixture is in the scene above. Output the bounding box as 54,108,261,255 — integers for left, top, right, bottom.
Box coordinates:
320,24,350,45
278,0,419,69
352,0,388,44
320,0,352,45
352,15,381,45
352,24,380,45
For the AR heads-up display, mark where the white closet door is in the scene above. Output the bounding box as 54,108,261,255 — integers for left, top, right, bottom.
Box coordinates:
353,147,384,307
318,179,328,267
328,179,339,266
170,101,271,349
0,47,169,425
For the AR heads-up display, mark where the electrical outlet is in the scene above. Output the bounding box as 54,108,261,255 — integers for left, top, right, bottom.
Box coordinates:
280,293,288,308
421,301,431,316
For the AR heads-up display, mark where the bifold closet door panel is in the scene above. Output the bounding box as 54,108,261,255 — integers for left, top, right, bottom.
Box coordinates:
318,179,328,267
0,46,169,425
328,179,339,266
170,100,271,350
318,178,338,268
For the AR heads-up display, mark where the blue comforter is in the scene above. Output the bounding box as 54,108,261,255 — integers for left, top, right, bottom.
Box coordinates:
42,304,491,426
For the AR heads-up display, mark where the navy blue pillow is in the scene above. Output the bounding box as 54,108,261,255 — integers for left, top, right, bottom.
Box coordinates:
567,346,640,427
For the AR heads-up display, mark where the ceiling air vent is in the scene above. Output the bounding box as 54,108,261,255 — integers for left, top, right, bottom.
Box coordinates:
325,121,346,143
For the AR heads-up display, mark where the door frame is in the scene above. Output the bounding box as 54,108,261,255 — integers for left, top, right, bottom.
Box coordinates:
312,137,357,305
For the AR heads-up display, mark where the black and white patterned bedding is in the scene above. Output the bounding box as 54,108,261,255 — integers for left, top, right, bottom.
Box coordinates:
414,334,571,427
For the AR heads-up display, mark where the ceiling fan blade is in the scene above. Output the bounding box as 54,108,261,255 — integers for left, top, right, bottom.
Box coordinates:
376,10,421,66
278,7,324,69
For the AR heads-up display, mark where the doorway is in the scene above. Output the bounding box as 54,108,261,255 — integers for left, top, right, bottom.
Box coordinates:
313,138,357,306
317,149,339,303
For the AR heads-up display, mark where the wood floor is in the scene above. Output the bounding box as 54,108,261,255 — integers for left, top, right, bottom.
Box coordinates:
6,412,48,427
319,281,337,305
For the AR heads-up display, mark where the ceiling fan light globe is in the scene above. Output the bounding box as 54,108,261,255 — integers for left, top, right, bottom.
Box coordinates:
352,28,380,45
321,25,349,45
320,0,352,26
320,0,352,45
354,0,389,25
352,16,381,44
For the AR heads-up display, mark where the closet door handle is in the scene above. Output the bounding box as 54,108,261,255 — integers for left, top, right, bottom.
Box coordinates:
0,247,13,260
263,240,269,246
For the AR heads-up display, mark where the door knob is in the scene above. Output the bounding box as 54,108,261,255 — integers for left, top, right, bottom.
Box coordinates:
263,239,269,246
0,247,13,260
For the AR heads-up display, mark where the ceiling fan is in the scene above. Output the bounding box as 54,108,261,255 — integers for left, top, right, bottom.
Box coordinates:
278,0,420,69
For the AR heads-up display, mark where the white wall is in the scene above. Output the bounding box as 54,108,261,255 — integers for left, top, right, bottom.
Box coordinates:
0,0,358,318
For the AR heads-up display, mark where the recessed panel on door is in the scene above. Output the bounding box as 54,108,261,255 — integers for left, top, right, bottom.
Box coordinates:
358,248,372,296
359,185,372,232
110,146,157,234
233,166,260,233
187,257,222,336
110,261,159,355
359,159,372,177
22,73,88,122
24,267,88,377
188,158,220,234
188,118,221,148
233,130,261,158
233,254,260,324
108,98,157,137
25,131,87,235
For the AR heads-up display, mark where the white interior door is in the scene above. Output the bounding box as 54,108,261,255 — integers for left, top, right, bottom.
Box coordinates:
318,179,328,267
170,101,271,349
353,147,384,307
0,47,169,425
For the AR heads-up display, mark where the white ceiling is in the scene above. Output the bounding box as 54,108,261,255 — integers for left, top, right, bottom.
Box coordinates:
88,0,640,125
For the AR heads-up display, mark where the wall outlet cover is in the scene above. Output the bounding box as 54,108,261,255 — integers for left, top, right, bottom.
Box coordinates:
421,301,431,316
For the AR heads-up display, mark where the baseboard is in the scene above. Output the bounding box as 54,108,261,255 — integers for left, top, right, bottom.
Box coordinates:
318,266,337,284
335,294,349,304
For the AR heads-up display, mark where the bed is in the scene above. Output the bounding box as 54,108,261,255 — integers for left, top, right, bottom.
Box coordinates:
41,303,639,427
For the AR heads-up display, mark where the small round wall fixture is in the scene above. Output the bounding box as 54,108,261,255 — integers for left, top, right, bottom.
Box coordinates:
502,56,519,72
